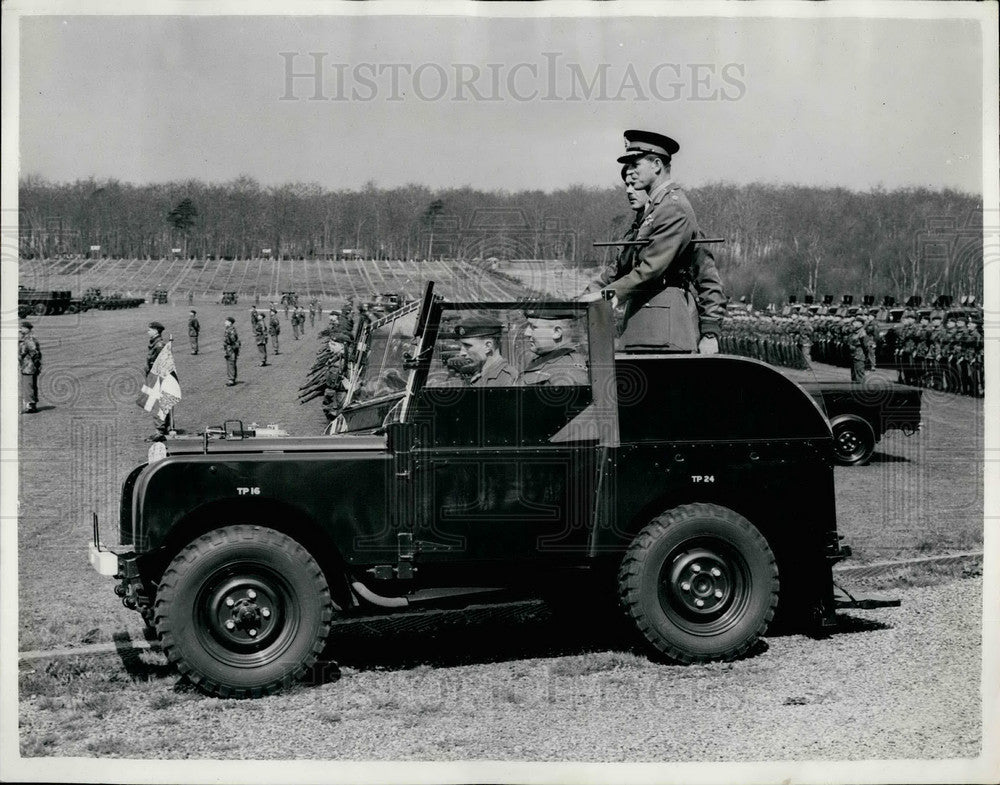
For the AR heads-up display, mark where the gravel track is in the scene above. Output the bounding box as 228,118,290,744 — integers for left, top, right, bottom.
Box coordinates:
18,576,983,760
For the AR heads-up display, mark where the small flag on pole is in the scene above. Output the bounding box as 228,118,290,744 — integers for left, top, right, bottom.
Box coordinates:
136,341,182,422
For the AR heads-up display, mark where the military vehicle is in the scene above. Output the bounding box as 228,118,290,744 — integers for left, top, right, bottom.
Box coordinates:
802,382,921,465
90,282,890,698
18,286,72,316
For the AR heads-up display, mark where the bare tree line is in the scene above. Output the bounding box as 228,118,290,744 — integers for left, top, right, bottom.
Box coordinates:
18,175,983,303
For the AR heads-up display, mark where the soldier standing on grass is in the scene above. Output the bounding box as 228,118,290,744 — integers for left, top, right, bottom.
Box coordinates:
849,317,868,382
224,317,240,385
19,321,42,414
309,299,317,327
188,309,200,355
146,321,172,434
269,308,281,354
253,312,269,366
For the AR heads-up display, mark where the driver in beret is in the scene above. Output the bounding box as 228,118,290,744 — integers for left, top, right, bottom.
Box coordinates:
520,308,589,386
454,315,519,387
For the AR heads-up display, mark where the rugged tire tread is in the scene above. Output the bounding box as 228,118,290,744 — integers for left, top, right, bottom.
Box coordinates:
154,525,333,699
618,503,778,664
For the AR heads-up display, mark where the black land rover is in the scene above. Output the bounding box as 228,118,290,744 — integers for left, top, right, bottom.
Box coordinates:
90,283,858,697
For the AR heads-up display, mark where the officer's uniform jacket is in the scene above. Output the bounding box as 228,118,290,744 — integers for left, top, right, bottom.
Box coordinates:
521,346,589,386
269,315,281,335
254,320,268,346
224,326,241,358
469,354,519,388
188,317,200,337
146,335,166,373
19,334,42,375
601,181,726,351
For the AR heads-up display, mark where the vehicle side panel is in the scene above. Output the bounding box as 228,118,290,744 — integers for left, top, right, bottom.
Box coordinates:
131,452,397,564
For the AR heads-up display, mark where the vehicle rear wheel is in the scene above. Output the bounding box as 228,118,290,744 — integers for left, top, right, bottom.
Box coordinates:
154,525,333,698
831,414,876,466
33,302,47,316
618,503,778,663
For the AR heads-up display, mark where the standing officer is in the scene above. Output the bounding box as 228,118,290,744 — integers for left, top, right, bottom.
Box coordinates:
188,309,200,355
848,317,868,382
145,321,171,433
454,315,519,387
269,308,282,354
224,316,240,385
581,130,726,354
19,321,42,414
309,299,317,327
253,312,269,366
146,321,167,373
521,309,589,386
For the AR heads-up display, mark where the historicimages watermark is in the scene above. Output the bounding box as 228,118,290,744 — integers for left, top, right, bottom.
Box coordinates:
278,51,747,103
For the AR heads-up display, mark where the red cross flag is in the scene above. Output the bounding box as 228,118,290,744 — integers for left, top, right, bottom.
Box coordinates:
136,341,182,422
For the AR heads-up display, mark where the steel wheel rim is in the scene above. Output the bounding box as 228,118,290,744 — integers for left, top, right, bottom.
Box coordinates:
194,563,300,669
835,426,865,461
657,538,752,636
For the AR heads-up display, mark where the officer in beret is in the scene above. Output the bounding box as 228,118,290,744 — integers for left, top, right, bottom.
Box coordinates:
521,309,589,386
146,321,166,374
269,308,281,354
223,316,240,386
188,309,200,355
19,320,42,414
254,311,269,366
582,129,726,354
454,315,518,387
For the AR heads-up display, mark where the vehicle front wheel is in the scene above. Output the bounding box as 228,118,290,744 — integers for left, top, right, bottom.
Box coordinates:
154,525,333,698
831,414,876,466
618,504,778,663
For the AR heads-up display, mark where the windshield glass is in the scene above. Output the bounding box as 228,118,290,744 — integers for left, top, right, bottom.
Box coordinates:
352,307,418,403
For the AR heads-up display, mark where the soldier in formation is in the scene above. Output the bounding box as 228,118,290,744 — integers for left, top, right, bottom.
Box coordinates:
188,309,200,355
719,307,984,397
253,311,269,366
19,320,42,414
894,316,983,396
224,316,240,386
269,308,282,354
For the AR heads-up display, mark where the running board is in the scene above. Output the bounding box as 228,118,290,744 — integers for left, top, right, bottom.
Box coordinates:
350,582,505,609
833,581,901,609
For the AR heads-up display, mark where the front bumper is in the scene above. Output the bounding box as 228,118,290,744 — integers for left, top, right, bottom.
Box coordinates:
88,511,134,577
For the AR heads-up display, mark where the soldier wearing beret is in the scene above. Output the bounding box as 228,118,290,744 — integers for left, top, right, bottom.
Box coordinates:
19,321,42,414
521,309,589,386
268,308,281,354
188,310,200,355
582,130,726,354
223,316,240,386
146,321,166,374
254,312,269,366
454,315,519,388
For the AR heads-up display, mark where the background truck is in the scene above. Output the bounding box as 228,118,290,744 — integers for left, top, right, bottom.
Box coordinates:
91,283,871,698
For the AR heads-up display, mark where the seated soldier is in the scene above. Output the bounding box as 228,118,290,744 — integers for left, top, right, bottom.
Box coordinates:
454,315,518,387
520,308,589,386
